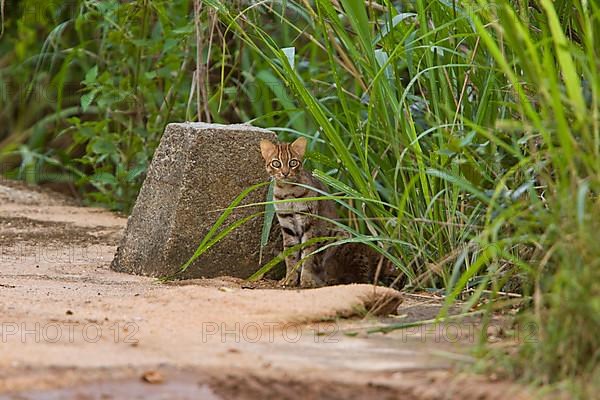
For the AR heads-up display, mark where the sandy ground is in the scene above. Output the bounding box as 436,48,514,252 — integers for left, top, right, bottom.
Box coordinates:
0,180,533,399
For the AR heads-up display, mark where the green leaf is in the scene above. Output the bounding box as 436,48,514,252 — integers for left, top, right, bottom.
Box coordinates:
84,65,98,85
91,172,117,186
90,137,117,156
281,46,295,69
126,164,146,182
80,90,97,112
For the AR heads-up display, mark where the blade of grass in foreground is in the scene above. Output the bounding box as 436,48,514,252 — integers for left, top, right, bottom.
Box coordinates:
259,180,276,264
178,181,270,273
247,236,337,281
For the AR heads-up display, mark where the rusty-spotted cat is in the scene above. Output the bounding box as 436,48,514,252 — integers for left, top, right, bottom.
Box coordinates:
260,137,395,288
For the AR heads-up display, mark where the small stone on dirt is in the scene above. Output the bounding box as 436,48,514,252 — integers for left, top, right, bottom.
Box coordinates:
141,370,164,384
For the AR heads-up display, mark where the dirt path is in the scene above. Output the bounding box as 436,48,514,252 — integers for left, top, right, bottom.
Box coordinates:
0,181,532,399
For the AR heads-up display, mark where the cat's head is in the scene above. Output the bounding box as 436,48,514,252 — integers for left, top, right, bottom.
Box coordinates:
259,137,307,181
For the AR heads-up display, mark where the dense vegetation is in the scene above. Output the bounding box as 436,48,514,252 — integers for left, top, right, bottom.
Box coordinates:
1,0,598,395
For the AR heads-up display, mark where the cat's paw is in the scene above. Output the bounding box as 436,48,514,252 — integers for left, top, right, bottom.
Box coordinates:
299,274,325,289
279,278,292,288
279,273,300,288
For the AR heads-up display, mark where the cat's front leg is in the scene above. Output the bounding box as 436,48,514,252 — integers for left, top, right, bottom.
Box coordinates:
298,227,326,288
299,248,325,288
281,229,301,287
300,226,348,287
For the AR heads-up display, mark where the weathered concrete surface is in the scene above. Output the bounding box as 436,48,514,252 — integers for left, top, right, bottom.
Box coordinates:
111,122,281,279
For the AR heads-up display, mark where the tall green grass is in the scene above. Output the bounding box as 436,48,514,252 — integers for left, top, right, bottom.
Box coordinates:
200,0,598,391
206,0,493,287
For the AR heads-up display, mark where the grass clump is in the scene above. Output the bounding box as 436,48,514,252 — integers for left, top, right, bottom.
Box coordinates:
516,198,600,388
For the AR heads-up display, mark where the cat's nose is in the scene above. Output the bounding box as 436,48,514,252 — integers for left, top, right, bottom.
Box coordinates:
282,171,289,177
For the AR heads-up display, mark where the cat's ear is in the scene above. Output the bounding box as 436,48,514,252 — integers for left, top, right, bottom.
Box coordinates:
290,137,307,159
260,139,276,160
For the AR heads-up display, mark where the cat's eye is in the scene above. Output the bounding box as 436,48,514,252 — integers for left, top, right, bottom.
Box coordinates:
271,160,282,168
289,159,299,168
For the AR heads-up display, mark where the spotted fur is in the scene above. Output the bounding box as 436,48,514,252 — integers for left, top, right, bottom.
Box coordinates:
260,138,397,288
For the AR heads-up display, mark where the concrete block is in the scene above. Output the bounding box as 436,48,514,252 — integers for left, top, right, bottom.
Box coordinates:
111,122,281,279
